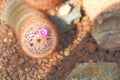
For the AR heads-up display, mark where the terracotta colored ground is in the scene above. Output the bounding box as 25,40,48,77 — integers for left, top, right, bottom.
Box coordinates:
0,0,120,80
0,17,120,80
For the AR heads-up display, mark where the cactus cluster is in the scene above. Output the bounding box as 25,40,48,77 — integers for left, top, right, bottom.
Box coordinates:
2,0,59,58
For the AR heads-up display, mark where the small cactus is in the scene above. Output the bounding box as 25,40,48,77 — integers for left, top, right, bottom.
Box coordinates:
25,0,62,11
3,0,58,58
19,16,58,58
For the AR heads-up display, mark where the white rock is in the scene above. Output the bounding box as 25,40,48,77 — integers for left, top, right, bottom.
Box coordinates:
58,4,71,16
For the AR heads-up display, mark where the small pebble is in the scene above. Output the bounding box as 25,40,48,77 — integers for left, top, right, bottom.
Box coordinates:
58,4,71,16
87,42,96,54
3,38,7,43
64,50,70,56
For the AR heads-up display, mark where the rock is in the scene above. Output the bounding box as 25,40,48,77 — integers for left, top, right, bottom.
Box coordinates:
65,62,120,80
83,0,120,22
58,7,81,25
58,4,71,16
64,49,70,56
83,0,120,50
49,0,81,34
92,17,120,50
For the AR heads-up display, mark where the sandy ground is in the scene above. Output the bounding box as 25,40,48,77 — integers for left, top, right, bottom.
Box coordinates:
0,19,120,80
0,0,120,80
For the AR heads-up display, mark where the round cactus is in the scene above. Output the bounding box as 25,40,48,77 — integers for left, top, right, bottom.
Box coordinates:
3,0,58,58
19,16,58,58
24,0,62,11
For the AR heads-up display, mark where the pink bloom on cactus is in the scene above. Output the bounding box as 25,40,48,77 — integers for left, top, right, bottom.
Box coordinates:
39,28,48,37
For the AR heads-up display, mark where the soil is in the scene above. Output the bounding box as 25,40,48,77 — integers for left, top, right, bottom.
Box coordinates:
0,0,120,80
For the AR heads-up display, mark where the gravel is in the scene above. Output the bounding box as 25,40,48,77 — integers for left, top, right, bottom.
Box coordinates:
0,0,120,80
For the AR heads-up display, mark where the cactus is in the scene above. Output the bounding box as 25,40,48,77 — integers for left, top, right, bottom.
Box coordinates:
3,0,58,58
25,0,62,11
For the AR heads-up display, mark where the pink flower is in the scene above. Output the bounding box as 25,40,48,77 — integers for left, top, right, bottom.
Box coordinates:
39,28,48,37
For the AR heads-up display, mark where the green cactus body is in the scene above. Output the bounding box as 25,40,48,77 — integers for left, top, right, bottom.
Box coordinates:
4,0,45,33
